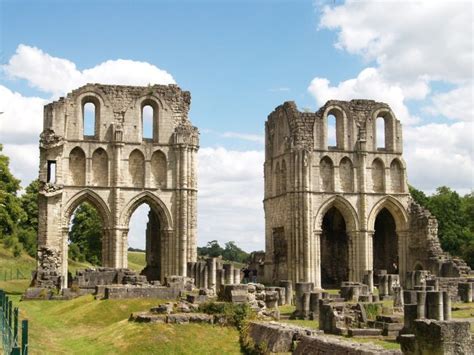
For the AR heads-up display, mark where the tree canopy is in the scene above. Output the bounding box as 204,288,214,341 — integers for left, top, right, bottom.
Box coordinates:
198,240,250,263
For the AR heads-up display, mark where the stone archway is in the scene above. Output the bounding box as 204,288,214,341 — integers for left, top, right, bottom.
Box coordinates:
373,208,398,274
61,189,112,288
120,192,174,282
320,207,350,288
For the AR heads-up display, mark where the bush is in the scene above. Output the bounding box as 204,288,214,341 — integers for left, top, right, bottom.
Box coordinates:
199,302,254,330
12,242,22,257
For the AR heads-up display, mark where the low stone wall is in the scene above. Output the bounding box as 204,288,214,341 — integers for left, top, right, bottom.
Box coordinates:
294,334,401,354
104,285,181,299
246,322,401,354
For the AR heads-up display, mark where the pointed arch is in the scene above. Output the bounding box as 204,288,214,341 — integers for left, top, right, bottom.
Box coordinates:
339,156,354,192
92,148,108,186
367,196,408,232
322,105,347,150
320,156,334,192
62,189,112,228
120,191,173,231
314,195,359,232
371,158,385,193
390,158,404,193
373,108,395,151
151,150,167,188
129,149,145,188
69,147,86,186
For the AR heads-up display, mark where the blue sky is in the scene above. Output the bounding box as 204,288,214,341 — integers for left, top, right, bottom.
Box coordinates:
0,0,472,251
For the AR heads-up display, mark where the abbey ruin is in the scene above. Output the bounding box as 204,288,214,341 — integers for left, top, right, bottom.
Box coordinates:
35,84,198,289
262,100,470,287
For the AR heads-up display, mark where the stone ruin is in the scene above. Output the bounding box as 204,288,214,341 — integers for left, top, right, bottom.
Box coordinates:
33,84,199,290
263,99,471,288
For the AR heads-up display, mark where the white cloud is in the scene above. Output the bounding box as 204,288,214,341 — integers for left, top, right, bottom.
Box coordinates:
198,147,265,251
404,122,474,193
424,85,474,121
0,85,46,144
2,44,175,97
2,144,39,186
308,67,421,124
320,0,473,84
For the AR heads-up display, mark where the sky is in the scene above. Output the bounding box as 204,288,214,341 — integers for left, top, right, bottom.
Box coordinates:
0,0,472,252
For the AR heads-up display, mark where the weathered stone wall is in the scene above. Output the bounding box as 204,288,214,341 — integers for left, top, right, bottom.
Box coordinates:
36,84,199,289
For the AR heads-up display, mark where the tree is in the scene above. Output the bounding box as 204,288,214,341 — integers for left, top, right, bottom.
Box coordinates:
18,179,40,256
222,241,249,263
69,202,103,265
0,144,24,239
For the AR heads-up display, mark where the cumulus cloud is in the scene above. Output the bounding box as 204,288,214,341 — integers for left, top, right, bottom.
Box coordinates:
198,147,265,251
0,85,46,144
2,44,175,97
308,67,420,124
424,85,474,121
319,0,473,84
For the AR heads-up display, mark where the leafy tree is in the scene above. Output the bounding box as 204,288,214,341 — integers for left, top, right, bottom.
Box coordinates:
69,202,103,265
0,144,24,238
222,241,249,263
17,179,40,256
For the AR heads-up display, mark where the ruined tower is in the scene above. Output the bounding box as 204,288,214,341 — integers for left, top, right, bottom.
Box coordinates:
37,84,199,288
263,100,469,288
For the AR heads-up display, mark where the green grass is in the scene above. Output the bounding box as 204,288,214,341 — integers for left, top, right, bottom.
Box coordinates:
128,251,146,272
345,336,400,350
452,302,474,319
10,294,242,354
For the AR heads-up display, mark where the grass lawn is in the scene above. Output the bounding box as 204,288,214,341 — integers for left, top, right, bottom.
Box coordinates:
127,251,146,272
9,294,242,354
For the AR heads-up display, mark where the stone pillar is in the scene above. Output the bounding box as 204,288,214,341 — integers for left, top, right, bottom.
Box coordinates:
458,282,473,303
443,291,451,321
367,270,374,293
202,264,209,290
313,231,321,288
295,282,313,318
233,268,241,284
403,304,418,333
309,292,321,319
279,280,293,305
216,269,225,293
223,264,234,284
417,291,427,319
379,275,389,297
426,291,444,321
206,258,216,291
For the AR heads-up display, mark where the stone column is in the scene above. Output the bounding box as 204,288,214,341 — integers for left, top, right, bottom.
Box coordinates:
295,282,313,318
313,230,321,289
426,291,444,321
443,291,451,321
233,268,241,284
207,258,217,291
279,280,293,305
223,264,234,284
397,230,409,286
416,291,427,319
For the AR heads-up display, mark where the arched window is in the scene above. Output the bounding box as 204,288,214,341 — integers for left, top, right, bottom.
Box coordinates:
320,156,334,191
92,148,108,186
339,157,353,192
83,102,96,137
327,114,337,148
69,147,86,185
142,104,154,140
371,159,384,193
376,116,385,149
129,150,145,188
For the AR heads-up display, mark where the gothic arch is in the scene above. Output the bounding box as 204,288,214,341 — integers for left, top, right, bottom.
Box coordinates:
321,105,348,150
62,189,112,228
120,191,173,231
367,196,408,232
314,195,359,232
339,156,354,192
372,108,395,151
